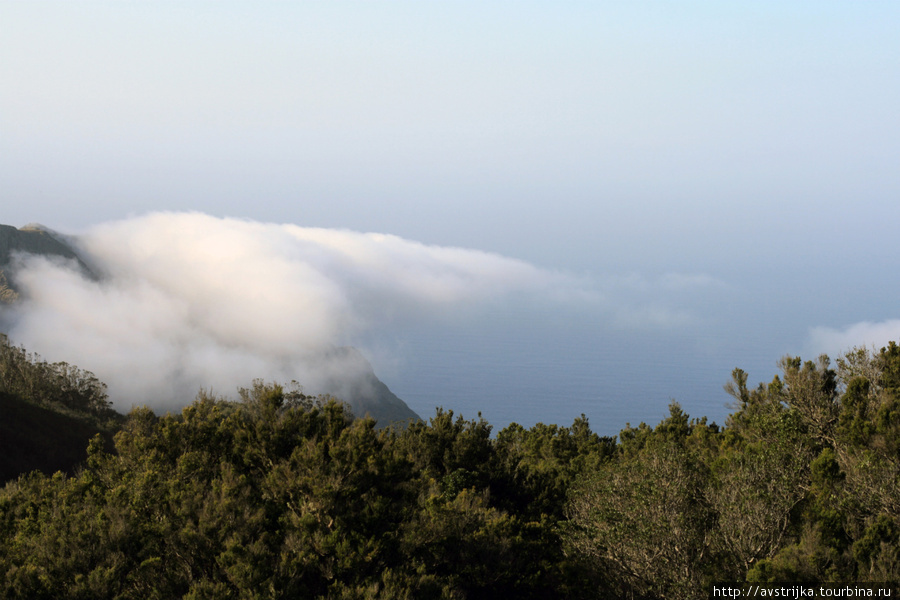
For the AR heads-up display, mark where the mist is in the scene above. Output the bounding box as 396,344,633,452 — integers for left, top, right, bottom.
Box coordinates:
2,212,583,411
0,212,794,429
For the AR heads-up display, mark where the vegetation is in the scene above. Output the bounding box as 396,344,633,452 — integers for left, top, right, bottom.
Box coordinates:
0,271,17,304
0,333,118,427
1,335,899,598
565,348,900,598
0,334,121,482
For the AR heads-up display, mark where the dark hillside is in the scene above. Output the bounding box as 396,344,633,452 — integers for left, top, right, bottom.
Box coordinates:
0,391,115,484
0,333,122,483
0,224,82,264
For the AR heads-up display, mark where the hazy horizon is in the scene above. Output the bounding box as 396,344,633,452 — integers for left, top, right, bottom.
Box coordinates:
2,3,898,434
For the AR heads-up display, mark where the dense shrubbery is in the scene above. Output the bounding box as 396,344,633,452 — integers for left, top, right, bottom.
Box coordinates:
0,333,118,427
1,340,899,598
0,334,122,482
0,377,608,598
565,347,900,598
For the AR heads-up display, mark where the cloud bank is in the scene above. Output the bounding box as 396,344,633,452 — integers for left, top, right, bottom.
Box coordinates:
2,212,573,410
0,211,729,413
808,319,900,358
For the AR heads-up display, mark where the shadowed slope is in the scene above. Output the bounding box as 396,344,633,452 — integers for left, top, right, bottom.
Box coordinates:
0,391,115,484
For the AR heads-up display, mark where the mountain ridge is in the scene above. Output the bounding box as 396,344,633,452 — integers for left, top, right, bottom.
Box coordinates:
0,223,94,283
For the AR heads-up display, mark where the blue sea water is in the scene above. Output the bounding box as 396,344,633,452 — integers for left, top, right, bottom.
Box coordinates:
375,260,900,438
379,313,784,438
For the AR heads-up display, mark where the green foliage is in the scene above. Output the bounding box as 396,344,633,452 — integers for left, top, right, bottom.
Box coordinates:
493,415,614,522
565,404,718,600
564,347,900,596
2,337,900,598
0,333,117,425
0,335,121,483
0,382,613,598
853,515,900,583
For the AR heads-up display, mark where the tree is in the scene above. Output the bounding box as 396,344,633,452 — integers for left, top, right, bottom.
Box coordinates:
0,334,115,424
715,369,815,576
564,404,716,600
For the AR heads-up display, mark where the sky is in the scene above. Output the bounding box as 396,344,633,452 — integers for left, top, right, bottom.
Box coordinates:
2,2,899,435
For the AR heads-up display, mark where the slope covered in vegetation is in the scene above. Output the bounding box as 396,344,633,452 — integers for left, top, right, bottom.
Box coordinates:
1,338,898,598
0,334,121,483
0,391,116,484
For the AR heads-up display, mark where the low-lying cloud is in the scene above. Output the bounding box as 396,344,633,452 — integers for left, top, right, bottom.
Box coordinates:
1,212,725,412
808,319,900,358
2,212,576,409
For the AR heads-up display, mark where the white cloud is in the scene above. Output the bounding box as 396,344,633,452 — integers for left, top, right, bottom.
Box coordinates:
807,319,900,358
2,212,723,411
3,212,567,409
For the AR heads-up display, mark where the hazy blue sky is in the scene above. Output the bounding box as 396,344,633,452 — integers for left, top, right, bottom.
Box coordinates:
2,2,899,433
